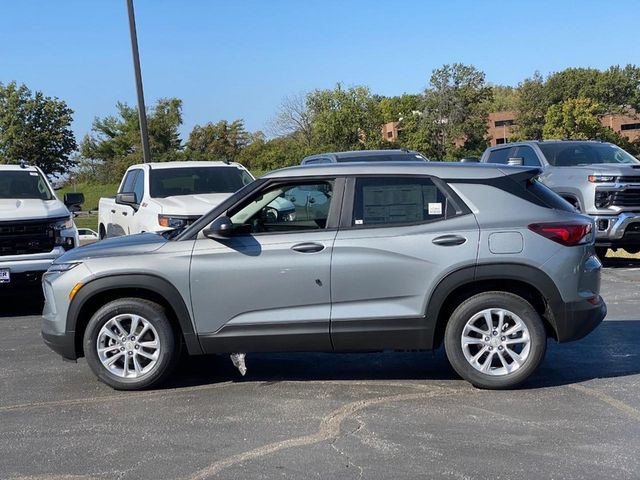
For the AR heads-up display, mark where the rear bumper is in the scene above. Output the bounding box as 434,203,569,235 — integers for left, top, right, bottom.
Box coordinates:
41,330,77,360
554,295,606,343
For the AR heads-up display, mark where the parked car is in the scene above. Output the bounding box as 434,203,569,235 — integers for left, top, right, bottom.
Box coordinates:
481,140,640,258
301,149,428,165
97,161,282,238
42,162,605,390
0,163,83,287
77,228,99,246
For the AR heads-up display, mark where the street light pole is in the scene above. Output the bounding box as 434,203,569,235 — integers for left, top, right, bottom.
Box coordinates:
126,0,151,164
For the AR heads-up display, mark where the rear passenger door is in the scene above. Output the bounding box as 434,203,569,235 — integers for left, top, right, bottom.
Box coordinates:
330,175,479,351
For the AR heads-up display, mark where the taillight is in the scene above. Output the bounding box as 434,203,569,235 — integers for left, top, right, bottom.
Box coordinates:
528,221,593,246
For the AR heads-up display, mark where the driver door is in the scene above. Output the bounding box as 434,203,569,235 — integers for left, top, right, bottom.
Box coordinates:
190,177,342,353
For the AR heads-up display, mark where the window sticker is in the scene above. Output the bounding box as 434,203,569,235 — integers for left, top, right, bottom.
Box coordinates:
428,202,443,215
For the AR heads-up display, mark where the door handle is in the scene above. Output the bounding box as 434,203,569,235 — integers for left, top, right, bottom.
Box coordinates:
291,242,325,253
432,235,467,246
110,209,116,214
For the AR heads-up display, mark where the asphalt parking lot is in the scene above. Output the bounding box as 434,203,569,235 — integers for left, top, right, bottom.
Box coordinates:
1,258,639,480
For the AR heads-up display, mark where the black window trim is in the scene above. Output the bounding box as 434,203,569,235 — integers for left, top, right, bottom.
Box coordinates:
339,174,472,231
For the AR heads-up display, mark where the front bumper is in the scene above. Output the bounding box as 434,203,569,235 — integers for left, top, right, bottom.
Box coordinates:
593,212,640,247
554,295,607,343
42,330,77,360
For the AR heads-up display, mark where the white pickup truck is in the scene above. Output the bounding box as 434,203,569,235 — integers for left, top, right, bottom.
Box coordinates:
98,161,258,238
0,163,83,287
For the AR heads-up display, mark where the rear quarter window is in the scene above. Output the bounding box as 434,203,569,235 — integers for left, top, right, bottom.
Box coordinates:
527,180,575,212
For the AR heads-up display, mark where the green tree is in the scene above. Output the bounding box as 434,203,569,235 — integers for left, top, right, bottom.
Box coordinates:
488,85,518,112
379,94,424,123
512,72,548,140
422,63,493,159
306,83,384,150
542,98,625,143
238,135,307,173
0,81,77,176
185,119,250,161
79,98,184,181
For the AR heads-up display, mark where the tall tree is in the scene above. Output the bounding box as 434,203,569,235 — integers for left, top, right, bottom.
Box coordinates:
185,119,250,161
512,72,548,140
306,83,384,150
80,98,184,181
543,97,626,143
0,81,77,176
269,93,314,147
422,63,493,159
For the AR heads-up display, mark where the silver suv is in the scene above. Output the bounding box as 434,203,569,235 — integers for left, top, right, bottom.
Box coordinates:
41,162,606,390
481,140,640,257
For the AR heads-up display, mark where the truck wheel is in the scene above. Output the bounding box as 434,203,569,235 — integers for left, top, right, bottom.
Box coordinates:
624,248,639,255
83,298,180,390
444,292,546,389
595,247,608,261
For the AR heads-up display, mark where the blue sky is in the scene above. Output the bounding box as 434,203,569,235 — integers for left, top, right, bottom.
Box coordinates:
1,0,638,141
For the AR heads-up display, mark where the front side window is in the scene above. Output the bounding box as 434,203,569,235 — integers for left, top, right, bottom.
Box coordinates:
0,170,53,200
352,177,449,227
120,169,139,194
229,181,333,233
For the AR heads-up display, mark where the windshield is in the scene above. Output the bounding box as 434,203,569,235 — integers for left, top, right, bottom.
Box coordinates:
538,142,640,166
0,170,53,200
337,153,428,162
149,166,254,198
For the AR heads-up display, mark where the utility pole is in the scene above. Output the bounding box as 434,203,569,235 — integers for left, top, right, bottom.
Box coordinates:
126,0,151,163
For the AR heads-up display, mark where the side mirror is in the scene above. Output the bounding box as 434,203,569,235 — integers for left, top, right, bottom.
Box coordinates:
203,215,234,240
460,157,480,163
64,192,85,208
507,157,524,166
116,192,137,206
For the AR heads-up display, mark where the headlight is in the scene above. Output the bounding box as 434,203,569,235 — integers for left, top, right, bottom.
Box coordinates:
47,262,80,273
588,175,616,183
595,191,613,208
282,211,296,222
52,216,74,230
158,215,188,229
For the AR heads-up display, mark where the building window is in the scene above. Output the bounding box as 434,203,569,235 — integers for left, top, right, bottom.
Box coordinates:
621,123,640,131
495,138,506,145
494,119,515,128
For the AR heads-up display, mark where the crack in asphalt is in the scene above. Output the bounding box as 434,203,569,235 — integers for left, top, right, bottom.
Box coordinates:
329,416,365,479
186,386,455,480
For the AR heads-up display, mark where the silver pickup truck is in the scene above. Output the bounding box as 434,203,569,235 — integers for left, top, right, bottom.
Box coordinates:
481,140,640,258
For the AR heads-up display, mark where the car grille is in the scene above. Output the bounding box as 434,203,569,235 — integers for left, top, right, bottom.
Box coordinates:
0,219,55,256
610,188,640,208
616,176,640,183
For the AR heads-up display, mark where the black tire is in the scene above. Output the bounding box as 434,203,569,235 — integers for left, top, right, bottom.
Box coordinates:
83,298,180,390
444,291,546,390
595,247,608,261
624,247,640,255
99,224,106,240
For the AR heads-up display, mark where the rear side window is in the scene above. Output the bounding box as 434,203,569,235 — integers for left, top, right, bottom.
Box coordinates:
486,148,512,164
527,180,575,212
352,177,449,226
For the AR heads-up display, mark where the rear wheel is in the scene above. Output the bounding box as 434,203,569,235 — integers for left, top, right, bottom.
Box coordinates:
595,247,608,261
444,292,546,389
624,247,640,255
83,298,180,390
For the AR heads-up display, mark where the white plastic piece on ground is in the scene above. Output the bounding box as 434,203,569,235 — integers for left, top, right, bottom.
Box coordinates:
230,353,247,376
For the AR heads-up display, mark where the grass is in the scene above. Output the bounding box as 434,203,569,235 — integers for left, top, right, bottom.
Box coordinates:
73,214,99,232
57,182,119,211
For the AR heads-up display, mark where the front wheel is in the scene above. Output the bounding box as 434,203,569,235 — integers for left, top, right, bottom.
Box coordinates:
83,298,180,390
444,292,546,389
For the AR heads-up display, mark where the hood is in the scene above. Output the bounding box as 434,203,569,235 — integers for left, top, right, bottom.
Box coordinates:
156,193,232,216
0,198,69,222
55,232,167,263
579,164,640,177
